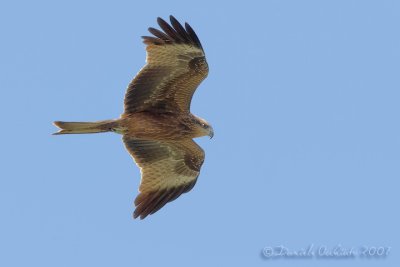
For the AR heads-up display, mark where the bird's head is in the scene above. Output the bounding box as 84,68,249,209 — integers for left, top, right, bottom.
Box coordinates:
193,116,214,139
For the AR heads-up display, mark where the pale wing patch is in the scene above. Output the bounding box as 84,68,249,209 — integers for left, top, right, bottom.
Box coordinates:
139,158,198,193
145,44,204,66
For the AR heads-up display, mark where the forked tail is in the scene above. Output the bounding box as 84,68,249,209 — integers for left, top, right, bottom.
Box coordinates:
53,120,118,135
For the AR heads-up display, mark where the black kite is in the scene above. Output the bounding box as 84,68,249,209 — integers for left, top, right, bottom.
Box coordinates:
53,16,213,219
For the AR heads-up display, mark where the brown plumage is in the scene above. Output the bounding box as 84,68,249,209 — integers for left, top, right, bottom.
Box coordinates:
53,16,213,219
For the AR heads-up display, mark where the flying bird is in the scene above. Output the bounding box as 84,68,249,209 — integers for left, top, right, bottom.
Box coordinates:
53,16,212,219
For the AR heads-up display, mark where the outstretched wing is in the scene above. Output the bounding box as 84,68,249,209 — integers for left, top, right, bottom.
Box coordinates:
123,136,205,219
123,16,209,115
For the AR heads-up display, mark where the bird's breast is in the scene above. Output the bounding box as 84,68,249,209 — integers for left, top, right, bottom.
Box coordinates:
121,112,194,140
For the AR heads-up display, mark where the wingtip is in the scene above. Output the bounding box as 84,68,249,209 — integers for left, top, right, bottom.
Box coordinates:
156,17,164,23
144,16,203,50
132,211,147,220
169,15,177,22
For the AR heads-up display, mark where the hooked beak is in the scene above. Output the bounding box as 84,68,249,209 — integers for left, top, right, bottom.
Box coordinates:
208,127,214,139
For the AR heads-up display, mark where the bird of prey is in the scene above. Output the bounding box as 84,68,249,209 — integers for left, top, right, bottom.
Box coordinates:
53,16,212,219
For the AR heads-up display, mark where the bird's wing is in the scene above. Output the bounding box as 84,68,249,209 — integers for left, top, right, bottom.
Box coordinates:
123,16,209,114
123,136,205,219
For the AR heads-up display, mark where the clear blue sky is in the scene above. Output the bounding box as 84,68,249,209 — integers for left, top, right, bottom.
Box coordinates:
1,1,399,266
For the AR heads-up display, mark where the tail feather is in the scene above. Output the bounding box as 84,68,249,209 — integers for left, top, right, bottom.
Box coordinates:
53,120,117,135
